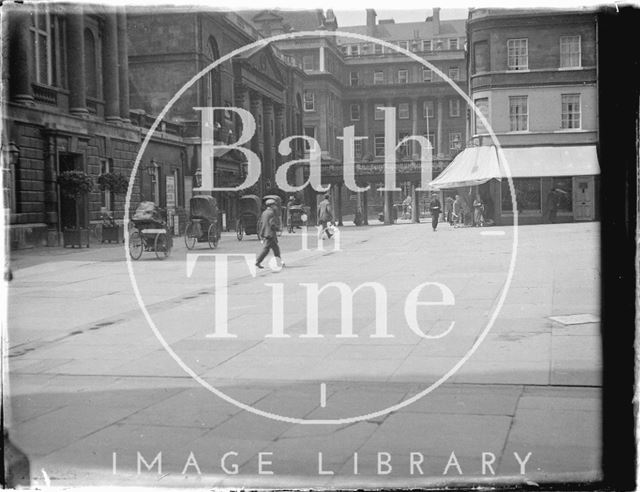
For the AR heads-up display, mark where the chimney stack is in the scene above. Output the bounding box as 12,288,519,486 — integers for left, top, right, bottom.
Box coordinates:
366,9,377,35
432,7,441,35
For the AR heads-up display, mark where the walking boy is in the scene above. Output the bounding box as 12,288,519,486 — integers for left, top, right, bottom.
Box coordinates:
256,198,283,269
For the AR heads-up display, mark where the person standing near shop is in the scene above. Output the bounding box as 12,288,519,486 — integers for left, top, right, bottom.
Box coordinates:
429,193,442,232
452,194,464,227
445,195,454,225
473,193,485,227
256,198,283,269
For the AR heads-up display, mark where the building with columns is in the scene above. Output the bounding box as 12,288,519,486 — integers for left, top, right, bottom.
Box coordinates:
242,8,467,224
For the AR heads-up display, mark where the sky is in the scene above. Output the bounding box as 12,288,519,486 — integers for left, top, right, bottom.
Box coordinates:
333,8,469,26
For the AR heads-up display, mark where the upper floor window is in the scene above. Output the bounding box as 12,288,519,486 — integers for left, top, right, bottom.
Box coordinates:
509,96,528,131
473,40,489,74
84,28,99,99
448,67,460,81
449,132,462,152
374,44,383,55
507,38,528,70
350,71,360,87
449,98,460,117
374,71,385,84
474,97,489,134
354,140,363,157
30,7,66,88
561,94,581,129
398,132,411,157
398,102,410,119
374,104,385,121
348,44,360,56
397,69,409,84
302,55,314,71
374,135,385,156
422,68,432,82
303,91,315,112
423,100,434,118
560,35,581,68
350,104,360,121
434,39,445,51
449,38,459,50
422,40,432,51
398,41,409,51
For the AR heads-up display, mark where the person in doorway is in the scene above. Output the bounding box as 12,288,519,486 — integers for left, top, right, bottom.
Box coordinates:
256,198,283,269
473,193,485,227
429,193,442,231
545,189,560,223
445,195,454,225
317,193,333,239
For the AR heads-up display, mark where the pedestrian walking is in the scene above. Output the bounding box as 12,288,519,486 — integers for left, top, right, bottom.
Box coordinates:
317,193,334,239
545,189,560,223
473,193,485,227
429,193,442,231
452,194,464,227
255,198,283,269
445,195,454,225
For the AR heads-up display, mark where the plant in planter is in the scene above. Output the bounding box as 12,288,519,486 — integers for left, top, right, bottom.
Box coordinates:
97,172,128,243
57,170,94,248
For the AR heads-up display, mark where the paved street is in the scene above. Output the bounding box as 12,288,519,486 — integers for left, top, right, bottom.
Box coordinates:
4,221,601,488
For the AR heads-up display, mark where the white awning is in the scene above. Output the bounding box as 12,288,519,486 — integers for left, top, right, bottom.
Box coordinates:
429,146,501,189
430,145,600,189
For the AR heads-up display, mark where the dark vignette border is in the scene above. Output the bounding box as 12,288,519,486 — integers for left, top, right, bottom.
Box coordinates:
598,5,638,492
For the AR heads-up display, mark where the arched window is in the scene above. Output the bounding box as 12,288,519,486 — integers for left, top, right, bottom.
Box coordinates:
84,28,97,98
206,37,220,108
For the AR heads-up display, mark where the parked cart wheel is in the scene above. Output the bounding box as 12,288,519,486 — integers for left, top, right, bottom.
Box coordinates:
129,230,143,260
208,224,218,249
154,233,171,260
184,221,198,250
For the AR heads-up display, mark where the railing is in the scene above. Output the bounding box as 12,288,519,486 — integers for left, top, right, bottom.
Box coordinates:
32,84,58,105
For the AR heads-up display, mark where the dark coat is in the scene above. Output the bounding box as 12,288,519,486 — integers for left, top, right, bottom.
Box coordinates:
429,198,442,216
258,206,278,239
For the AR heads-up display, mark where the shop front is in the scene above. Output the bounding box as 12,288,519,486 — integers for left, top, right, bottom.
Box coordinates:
430,145,600,225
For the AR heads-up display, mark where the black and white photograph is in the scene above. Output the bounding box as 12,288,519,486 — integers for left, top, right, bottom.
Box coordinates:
1,1,637,489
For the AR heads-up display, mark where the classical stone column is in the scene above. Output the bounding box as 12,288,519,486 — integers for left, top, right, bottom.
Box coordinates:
67,7,88,116
249,92,264,193
117,7,130,122
8,7,34,104
319,46,325,72
262,98,274,186
436,99,443,158
103,9,120,122
362,187,369,225
336,182,343,226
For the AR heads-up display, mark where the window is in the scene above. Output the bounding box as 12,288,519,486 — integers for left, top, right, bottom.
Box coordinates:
474,97,489,134
398,102,410,119
449,132,462,151
354,140,363,157
449,98,460,117
473,41,489,74
434,39,445,50
422,68,432,82
374,71,385,84
399,41,409,50
561,94,581,129
374,104,385,120
449,38,458,50
509,96,528,131
423,100,434,118
501,178,541,212
507,38,528,70
350,71,359,87
84,28,98,98
340,46,348,55
374,44,383,55
422,40,432,51
302,55,314,71
350,104,360,121
448,67,460,81
560,35,581,68
398,69,409,84
100,159,113,212
30,6,63,87
348,44,360,56
398,132,411,157
374,135,385,156
303,91,315,111
304,127,316,151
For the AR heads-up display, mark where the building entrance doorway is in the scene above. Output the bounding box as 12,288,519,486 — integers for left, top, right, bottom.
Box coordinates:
573,176,595,221
58,153,88,230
